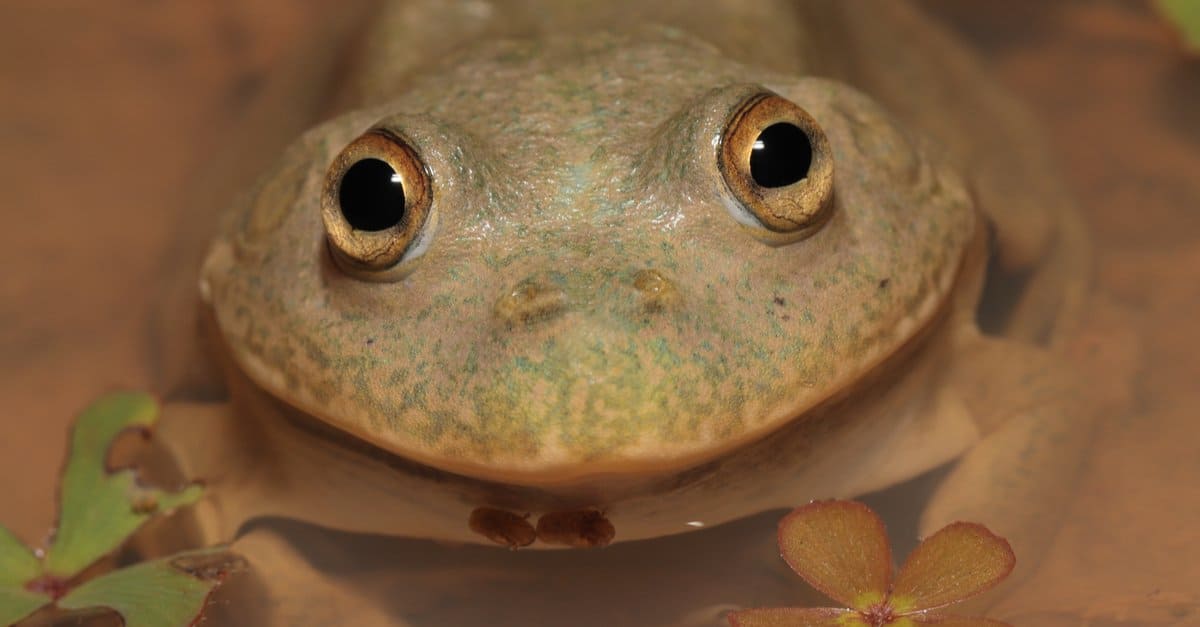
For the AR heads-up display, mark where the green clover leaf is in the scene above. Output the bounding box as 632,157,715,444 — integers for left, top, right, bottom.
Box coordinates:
0,392,241,626
43,392,204,577
729,500,1015,627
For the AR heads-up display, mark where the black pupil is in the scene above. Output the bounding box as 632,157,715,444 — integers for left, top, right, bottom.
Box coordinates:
749,123,813,188
338,158,406,231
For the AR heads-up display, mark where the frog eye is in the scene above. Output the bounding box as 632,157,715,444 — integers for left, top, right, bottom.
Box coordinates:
718,92,835,242
321,129,434,277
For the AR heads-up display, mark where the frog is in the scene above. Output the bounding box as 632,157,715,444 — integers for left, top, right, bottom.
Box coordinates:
154,0,1092,570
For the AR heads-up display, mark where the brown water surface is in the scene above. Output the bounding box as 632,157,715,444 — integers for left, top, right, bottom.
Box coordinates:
1,1,1197,625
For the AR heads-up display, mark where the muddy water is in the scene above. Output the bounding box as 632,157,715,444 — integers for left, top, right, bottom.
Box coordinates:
1,1,1197,625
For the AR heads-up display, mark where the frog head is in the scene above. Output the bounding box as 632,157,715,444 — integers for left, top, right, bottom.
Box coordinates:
201,31,976,486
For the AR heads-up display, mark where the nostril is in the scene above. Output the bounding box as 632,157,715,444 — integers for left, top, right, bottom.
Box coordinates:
633,269,681,312
494,280,569,326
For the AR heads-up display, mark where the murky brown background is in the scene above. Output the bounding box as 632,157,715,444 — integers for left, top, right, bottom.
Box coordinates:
1,1,1197,624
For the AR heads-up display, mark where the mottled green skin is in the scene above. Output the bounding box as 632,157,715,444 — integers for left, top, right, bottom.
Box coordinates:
202,29,975,482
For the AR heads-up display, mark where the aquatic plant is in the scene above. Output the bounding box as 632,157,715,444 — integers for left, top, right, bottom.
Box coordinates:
0,392,241,626
729,500,1014,627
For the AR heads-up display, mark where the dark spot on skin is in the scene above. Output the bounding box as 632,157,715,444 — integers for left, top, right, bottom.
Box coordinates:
878,278,891,290
535,509,615,548
469,507,536,548
773,295,787,306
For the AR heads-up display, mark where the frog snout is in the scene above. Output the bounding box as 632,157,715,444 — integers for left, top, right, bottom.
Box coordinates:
493,269,682,326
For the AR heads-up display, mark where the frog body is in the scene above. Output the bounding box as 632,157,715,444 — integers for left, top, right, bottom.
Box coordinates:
161,0,1092,555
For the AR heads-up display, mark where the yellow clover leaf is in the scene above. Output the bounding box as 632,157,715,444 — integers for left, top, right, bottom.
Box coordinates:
730,500,1015,627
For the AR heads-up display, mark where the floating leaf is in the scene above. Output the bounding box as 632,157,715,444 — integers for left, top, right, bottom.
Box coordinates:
730,501,1013,627
777,500,893,611
1159,0,1200,53
56,547,244,627
890,523,1015,614
42,392,203,578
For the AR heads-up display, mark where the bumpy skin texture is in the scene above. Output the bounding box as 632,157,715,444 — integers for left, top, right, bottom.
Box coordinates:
202,30,975,482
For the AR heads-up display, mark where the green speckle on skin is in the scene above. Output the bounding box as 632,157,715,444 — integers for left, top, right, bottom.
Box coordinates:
403,382,429,409
297,335,331,370
649,336,681,367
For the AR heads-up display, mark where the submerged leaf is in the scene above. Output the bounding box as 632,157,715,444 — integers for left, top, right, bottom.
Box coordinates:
890,523,1014,614
41,392,203,578
1158,0,1200,53
728,607,862,626
57,547,245,627
777,501,893,611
